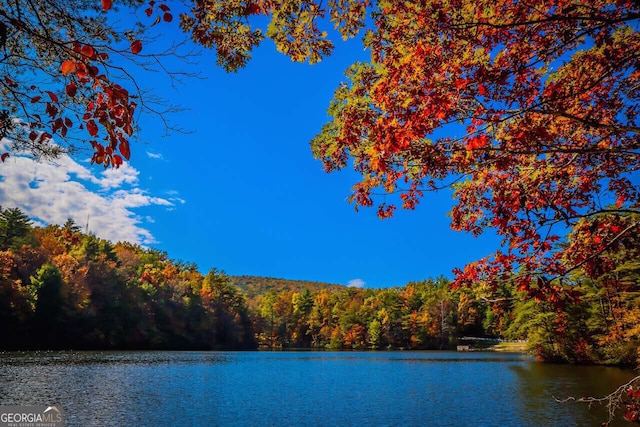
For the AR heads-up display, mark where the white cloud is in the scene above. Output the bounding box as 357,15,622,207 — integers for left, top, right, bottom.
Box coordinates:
146,151,163,159
0,140,178,245
98,163,140,190
347,278,366,288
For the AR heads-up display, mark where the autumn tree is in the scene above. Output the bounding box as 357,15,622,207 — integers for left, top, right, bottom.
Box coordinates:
181,0,639,305
179,0,367,71
0,0,181,166
311,0,640,302
0,249,33,347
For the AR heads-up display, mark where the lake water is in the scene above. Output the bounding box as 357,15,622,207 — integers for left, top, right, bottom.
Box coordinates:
0,351,635,426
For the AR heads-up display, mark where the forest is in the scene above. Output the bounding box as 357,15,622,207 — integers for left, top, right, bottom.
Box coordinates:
0,205,638,367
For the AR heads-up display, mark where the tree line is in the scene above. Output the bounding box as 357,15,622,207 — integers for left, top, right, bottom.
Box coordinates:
1,206,638,366
0,206,255,350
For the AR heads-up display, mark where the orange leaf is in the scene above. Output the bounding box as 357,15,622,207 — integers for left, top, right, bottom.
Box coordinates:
131,40,142,54
81,45,96,59
61,60,77,75
465,134,490,150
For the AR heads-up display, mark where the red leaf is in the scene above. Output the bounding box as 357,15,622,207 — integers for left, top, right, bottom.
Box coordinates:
74,62,88,78
465,134,489,150
145,7,153,17
159,4,170,11
113,154,123,168
66,82,77,97
102,0,112,11
45,102,58,118
86,120,99,137
246,3,261,15
30,96,41,103
1,153,9,162
45,91,59,103
130,40,142,54
163,12,172,22
61,60,77,75
119,139,131,160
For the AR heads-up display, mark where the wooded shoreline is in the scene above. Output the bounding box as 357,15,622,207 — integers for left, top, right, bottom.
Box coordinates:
1,207,638,368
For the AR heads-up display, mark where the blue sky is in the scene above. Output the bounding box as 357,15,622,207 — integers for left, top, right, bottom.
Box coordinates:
0,9,502,288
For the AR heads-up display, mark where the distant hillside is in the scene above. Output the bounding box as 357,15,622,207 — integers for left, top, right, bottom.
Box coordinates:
228,275,345,300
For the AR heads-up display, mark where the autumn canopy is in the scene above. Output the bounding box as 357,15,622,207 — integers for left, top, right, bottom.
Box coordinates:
179,0,640,301
1,0,639,302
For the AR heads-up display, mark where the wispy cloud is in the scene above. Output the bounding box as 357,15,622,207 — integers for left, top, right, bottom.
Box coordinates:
0,140,178,245
347,278,366,288
146,151,163,160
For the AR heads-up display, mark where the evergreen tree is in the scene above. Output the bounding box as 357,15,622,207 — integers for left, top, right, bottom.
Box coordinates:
0,207,33,249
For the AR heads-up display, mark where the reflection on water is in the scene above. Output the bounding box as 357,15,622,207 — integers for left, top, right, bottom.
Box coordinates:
0,351,635,426
509,361,636,427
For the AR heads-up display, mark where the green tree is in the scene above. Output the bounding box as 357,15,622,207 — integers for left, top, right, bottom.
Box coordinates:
201,268,256,349
290,289,314,346
258,290,279,348
0,207,33,249
29,263,66,347
368,318,382,349
62,218,81,233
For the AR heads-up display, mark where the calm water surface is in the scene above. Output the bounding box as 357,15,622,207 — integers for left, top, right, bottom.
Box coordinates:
0,351,635,426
